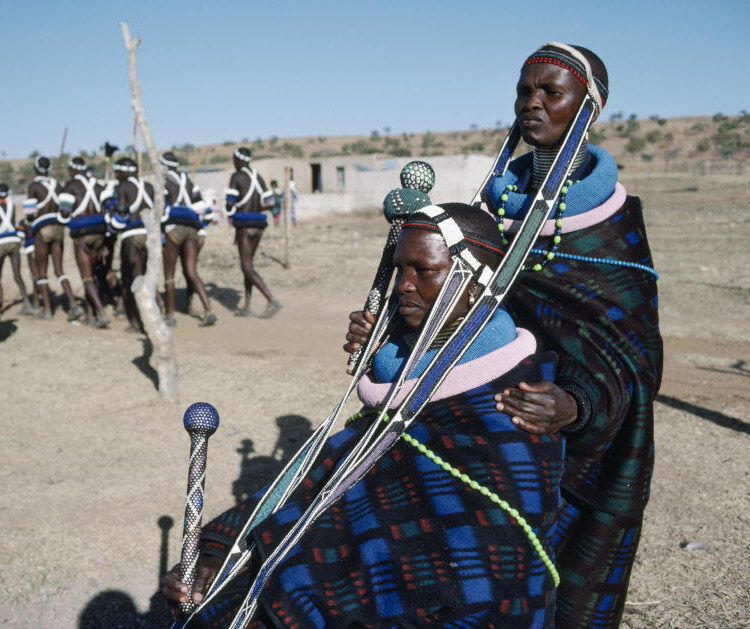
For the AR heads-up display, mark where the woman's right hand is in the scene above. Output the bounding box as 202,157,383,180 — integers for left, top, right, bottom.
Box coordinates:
163,555,223,618
343,310,375,353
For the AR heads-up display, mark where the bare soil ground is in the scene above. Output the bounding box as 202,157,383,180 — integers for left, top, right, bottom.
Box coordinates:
1,171,748,628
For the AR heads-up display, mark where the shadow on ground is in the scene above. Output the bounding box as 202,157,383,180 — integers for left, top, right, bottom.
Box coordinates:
0,318,18,342
232,414,314,503
205,282,242,313
132,338,159,391
78,516,175,629
656,394,750,435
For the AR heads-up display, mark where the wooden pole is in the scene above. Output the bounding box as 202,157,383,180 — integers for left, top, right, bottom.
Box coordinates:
283,166,291,269
56,127,68,181
121,22,179,402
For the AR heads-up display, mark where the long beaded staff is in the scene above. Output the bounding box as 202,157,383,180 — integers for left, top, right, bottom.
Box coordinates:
178,402,220,616
226,95,597,629
346,161,435,374
179,164,436,627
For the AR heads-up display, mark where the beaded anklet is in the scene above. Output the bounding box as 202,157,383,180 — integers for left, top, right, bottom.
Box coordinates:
345,410,560,587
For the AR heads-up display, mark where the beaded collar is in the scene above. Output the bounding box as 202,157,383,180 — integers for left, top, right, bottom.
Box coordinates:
488,144,618,220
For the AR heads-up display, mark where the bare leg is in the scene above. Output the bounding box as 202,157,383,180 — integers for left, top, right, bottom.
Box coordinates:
0,254,5,312
180,237,215,326
74,239,108,326
10,250,32,313
51,240,81,318
34,239,54,316
25,250,41,308
236,228,279,318
121,238,146,332
162,237,180,325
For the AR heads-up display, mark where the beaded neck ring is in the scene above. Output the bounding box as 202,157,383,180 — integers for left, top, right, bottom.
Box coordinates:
495,179,576,272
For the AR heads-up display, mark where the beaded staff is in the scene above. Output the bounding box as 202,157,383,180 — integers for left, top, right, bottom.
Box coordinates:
346,160,435,374
181,163,437,626
178,402,220,616
222,95,598,629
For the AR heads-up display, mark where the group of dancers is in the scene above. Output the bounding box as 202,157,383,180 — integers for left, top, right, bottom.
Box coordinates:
0,147,282,329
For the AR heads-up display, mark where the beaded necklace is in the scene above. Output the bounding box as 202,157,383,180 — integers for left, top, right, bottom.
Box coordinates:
494,179,576,272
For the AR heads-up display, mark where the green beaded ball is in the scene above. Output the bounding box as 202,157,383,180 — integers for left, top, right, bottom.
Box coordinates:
400,160,435,193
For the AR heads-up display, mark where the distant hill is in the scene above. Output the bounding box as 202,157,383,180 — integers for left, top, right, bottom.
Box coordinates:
2,113,748,191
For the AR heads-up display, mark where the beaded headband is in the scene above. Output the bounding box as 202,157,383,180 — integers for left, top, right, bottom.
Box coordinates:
68,159,87,172
234,148,252,163
524,42,607,112
34,155,50,175
402,220,505,257
159,154,180,168
113,162,138,173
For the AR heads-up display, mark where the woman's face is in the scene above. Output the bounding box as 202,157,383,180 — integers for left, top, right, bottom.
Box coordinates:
514,63,588,147
393,229,470,331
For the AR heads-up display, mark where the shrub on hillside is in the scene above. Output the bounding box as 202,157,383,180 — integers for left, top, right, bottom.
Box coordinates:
625,136,647,153
589,128,607,144
388,147,412,157
461,142,486,153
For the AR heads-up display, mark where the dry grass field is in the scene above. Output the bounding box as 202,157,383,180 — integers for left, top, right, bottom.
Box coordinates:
1,168,748,627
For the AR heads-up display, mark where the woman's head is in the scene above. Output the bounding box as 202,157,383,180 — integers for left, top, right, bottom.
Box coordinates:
394,204,504,330
515,43,608,147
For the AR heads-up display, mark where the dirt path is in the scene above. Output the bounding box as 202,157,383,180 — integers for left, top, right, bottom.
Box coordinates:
1,173,748,627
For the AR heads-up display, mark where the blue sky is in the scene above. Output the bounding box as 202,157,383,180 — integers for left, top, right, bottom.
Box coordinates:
1,0,748,159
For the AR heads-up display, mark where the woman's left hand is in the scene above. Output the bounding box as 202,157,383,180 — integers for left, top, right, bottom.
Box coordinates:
495,381,578,434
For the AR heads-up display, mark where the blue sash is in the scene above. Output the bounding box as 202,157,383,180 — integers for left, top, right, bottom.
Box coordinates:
69,214,107,239
165,205,201,230
31,213,59,235
232,211,267,229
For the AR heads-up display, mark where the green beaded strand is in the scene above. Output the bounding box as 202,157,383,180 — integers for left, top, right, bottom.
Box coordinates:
344,409,561,587
401,431,560,587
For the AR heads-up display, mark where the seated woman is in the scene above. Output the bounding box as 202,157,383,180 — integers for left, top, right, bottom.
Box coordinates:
165,200,567,629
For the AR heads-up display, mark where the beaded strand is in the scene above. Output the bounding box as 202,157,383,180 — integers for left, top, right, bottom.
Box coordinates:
345,410,560,587
494,180,575,272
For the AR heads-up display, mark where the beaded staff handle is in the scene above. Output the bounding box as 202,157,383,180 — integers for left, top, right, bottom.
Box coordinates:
179,402,220,616
346,161,435,375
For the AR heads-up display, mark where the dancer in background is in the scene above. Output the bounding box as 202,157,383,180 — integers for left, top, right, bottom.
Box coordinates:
160,151,215,327
25,156,81,320
224,147,281,318
58,157,109,327
0,184,33,315
107,157,151,332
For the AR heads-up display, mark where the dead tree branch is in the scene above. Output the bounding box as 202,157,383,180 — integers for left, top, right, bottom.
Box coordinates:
121,22,179,402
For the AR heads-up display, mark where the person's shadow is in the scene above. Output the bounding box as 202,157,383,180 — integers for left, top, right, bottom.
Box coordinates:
0,318,18,343
78,516,175,628
205,282,242,313
232,414,314,503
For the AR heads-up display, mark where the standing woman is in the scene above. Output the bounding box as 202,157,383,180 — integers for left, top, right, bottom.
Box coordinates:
224,147,281,318
160,152,215,327
107,157,152,332
58,157,109,327
0,184,33,314
25,156,81,320
487,44,663,628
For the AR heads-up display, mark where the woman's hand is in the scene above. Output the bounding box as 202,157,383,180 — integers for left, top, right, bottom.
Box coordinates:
343,310,375,353
495,381,578,434
163,555,223,618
